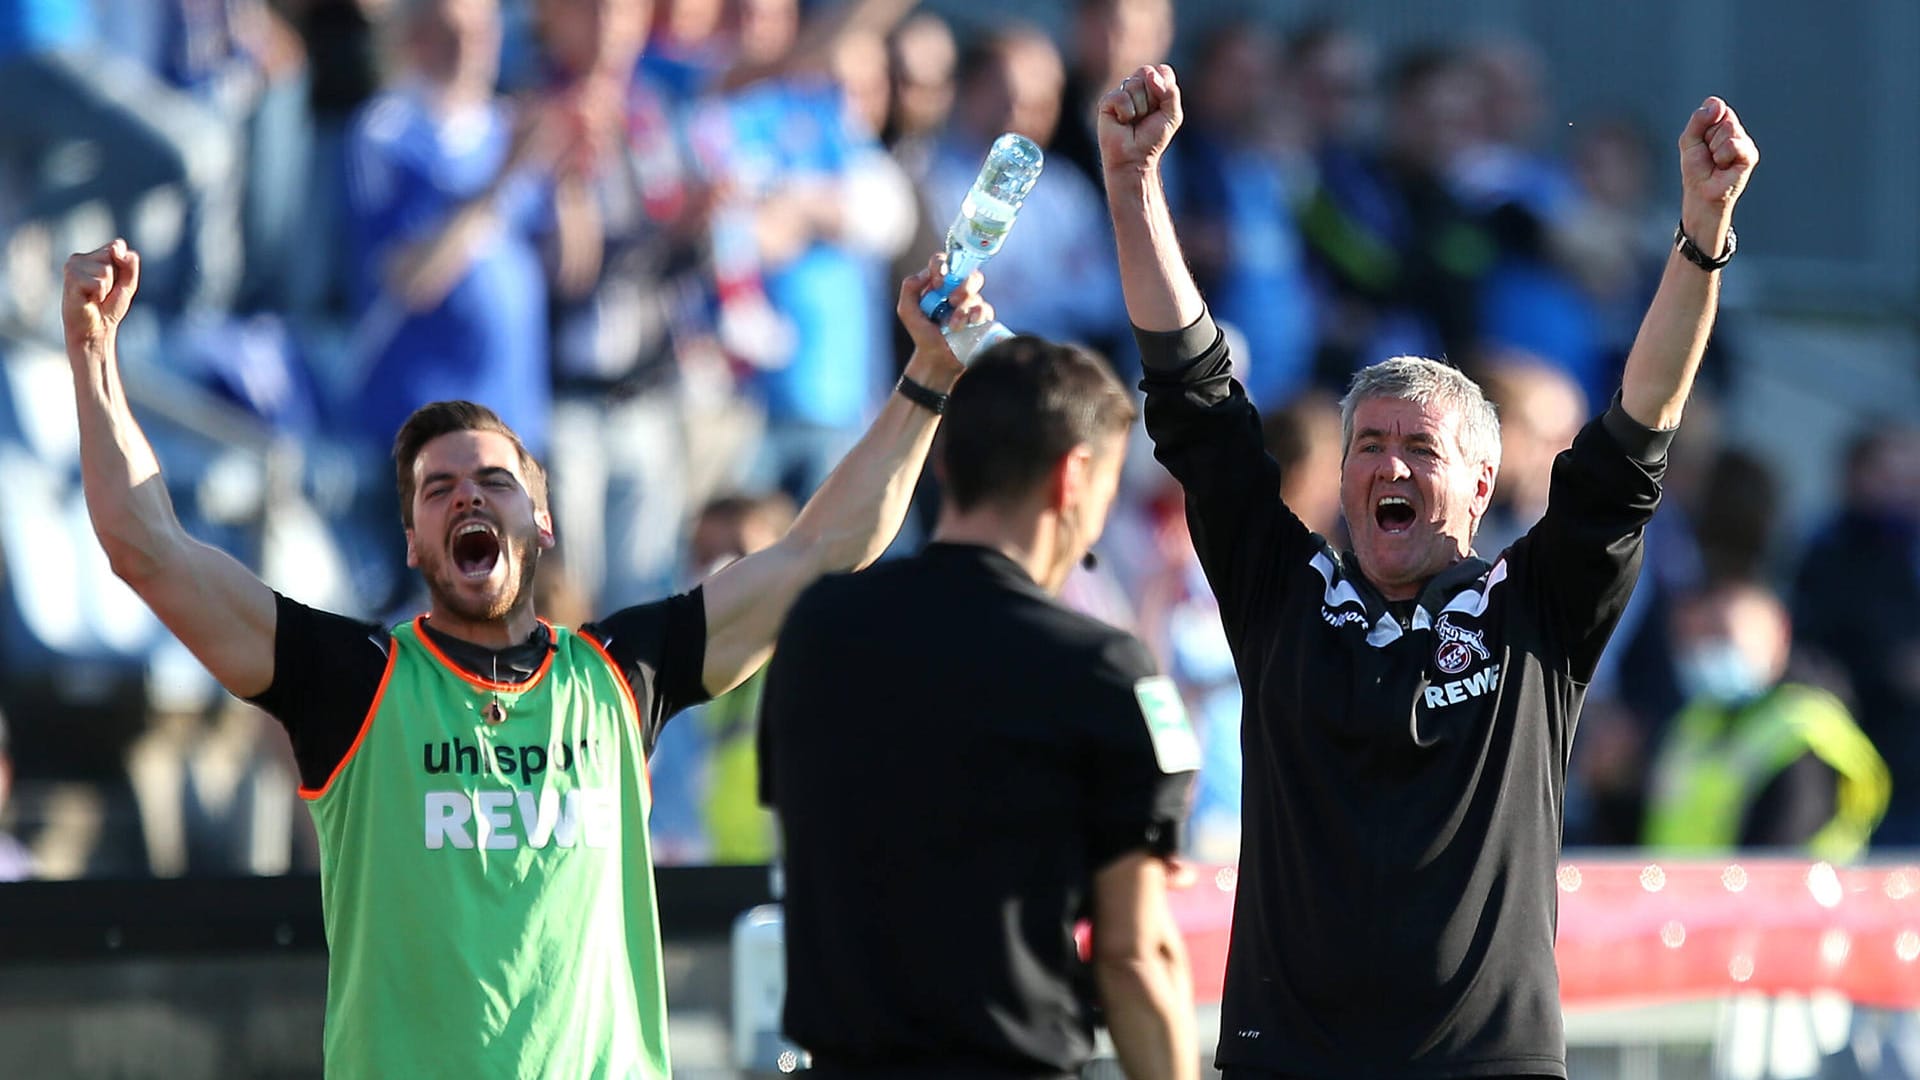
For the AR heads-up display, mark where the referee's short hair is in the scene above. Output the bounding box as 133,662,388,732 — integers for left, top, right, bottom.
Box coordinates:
937,336,1136,511
393,400,549,527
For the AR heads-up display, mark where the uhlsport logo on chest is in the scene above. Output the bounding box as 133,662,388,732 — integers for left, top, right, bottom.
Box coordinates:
1433,612,1490,675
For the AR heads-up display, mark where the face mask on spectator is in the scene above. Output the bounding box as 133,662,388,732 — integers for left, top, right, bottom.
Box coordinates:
1675,639,1767,706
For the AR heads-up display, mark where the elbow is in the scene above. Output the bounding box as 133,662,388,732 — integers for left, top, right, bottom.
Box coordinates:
102,540,163,588
1093,940,1162,992
95,520,176,588
1094,929,1189,993
787,519,870,577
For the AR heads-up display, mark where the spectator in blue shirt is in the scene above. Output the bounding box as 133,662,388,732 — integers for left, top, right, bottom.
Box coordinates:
714,0,917,504
342,0,571,458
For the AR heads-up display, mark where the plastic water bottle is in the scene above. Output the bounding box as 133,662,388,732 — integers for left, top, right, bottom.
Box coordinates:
919,133,1045,362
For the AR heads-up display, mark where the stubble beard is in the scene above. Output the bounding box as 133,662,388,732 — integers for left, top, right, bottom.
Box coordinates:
421,528,540,624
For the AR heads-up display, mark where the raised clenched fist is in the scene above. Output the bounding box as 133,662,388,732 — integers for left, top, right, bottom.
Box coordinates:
62,239,141,355
1096,64,1184,179
1678,97,1758,238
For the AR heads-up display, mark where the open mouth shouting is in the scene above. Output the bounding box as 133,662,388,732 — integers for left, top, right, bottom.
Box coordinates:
450,518,504,581
1375,494,1417,536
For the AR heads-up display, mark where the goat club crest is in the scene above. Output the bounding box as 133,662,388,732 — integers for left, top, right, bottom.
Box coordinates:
1434,613,1490,675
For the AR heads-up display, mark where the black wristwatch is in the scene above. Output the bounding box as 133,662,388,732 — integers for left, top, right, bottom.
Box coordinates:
894,373,950,415
1674,222,1737,271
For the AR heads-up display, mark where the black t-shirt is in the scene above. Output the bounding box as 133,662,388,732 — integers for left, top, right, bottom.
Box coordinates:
250,590,709,790
759,543,1195,1078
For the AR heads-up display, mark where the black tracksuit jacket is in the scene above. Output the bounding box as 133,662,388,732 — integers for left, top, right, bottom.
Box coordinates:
1138,311,1673,1078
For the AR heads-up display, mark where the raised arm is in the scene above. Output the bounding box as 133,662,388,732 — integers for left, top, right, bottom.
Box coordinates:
1099,67,1206,334
696,259,981,696
1520,99,1758,679
1619,97,1758,430
1099,65,1307,633
63,242,278,697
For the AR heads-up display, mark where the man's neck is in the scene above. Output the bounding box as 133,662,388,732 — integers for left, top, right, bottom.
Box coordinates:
933,510,1062,594
422,603,541,649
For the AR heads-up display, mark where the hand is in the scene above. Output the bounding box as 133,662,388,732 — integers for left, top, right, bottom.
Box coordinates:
504,96,568,175
63,239,141,356
555,74,627,180
1677,97,1758,246
1097,64,1183,179
896,253,991,386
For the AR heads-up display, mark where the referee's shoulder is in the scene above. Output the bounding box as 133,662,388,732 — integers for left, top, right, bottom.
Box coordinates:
789,556,920,619
1037,606,1160,688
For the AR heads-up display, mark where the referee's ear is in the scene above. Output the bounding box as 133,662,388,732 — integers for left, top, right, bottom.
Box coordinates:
1051,445,1096,511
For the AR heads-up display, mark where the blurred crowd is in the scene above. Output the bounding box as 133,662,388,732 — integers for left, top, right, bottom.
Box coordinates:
0,0,1914,879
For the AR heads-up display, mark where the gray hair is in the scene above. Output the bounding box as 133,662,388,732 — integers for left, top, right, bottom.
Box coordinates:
1338,356,1502,475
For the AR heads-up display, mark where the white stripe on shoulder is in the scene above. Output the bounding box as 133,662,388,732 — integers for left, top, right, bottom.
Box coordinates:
1311,550,1404,647
1310,551,1365,609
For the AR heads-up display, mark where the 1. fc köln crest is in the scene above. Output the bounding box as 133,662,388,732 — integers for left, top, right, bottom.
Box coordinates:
1434,613,1491,674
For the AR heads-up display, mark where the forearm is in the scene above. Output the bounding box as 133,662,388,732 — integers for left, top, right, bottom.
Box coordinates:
69,338,187,582
784,349,956,573
1618,242,1719,432
551,175,604,300
1096,944,1198,1080
385,184,511,310
1103,167,1206,338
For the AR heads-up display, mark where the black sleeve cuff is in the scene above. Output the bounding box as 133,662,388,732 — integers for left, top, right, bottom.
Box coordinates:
1133,309,1223,376
670,585,712,709
1601,392,1677,463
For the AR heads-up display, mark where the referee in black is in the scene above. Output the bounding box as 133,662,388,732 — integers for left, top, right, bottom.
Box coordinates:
1097,66,1758,1078
760,336,1200,1080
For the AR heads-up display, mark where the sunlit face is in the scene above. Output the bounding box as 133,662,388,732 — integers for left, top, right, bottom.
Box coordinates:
1340,396,1494,600
405,431,554,624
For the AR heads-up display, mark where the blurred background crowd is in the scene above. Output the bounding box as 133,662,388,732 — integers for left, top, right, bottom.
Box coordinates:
0,0,1917,881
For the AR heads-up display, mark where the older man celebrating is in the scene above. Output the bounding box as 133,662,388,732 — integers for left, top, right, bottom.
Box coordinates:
1099,64,1757,1077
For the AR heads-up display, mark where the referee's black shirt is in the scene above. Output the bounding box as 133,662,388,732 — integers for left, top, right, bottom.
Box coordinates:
1140,311,1672,1079
760,542,1196,1078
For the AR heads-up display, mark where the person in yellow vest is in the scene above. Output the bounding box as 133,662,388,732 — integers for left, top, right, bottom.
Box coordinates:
691,493,795,864
1646,580,1890,860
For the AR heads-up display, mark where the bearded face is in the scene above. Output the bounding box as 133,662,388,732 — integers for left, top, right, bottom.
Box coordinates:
405,431,553,627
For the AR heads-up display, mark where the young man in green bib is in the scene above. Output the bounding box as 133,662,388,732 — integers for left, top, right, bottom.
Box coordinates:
61,237,989,1078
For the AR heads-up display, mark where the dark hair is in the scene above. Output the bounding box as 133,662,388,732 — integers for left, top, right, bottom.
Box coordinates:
392,401,547,527
936,336,1136,511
